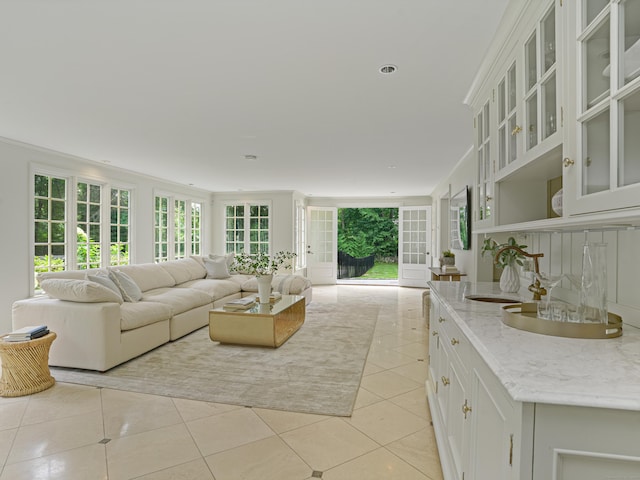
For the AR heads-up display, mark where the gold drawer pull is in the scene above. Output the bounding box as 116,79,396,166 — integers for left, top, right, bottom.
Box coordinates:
451,338,460,346
441,376,450,386
511,125,522,135
438,317,446,323
432,331,439,336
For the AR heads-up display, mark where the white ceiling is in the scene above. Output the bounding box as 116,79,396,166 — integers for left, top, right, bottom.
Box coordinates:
0,0,508,198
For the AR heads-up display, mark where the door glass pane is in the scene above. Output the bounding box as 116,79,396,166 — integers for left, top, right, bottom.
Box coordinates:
584,0,609,27
542,72,557,139
499,126,506,169
585,18,611,110
526,32,537,91
527,92,538,149
622,0,640,85
542,6,556,74
508,114,518,163
508,63,517,112
498,79,506,122
583,108,610,194
620,88,640,186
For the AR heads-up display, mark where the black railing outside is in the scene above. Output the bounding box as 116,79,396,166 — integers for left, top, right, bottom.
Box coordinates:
338,251,375,279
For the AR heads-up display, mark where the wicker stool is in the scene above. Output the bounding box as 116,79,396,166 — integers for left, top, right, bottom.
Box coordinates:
0,332,56,397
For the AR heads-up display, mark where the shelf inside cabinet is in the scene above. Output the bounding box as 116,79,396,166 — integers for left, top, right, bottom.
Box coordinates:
474,207,640,234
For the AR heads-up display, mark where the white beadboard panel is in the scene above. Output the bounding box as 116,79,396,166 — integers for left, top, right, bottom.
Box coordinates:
550,232,563,275
561,232,573,290
617,229,640,311
604,230,618,304
538,232,552,274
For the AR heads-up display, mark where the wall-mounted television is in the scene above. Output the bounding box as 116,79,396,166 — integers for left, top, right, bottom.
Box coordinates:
450,186,471,250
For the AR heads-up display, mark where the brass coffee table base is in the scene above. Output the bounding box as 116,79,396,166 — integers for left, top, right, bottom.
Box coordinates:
209,295,305,347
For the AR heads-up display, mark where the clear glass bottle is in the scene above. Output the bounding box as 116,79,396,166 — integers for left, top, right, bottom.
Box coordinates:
579,243,608,323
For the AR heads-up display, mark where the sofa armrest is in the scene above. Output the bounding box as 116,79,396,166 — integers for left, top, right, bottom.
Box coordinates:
12,297,123,371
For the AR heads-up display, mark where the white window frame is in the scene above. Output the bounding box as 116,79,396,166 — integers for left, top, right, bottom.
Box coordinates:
154,190,205,262
295,201,307,269
223,201,272,255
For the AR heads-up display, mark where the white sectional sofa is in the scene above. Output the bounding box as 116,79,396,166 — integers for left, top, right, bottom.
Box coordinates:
12,256,312,372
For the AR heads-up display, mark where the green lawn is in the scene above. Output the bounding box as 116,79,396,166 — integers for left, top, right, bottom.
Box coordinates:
355,262,398,280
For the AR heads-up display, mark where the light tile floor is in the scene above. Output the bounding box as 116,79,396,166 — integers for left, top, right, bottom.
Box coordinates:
0,285,443,480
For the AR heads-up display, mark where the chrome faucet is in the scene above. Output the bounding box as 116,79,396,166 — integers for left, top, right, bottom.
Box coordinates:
494,246,546,301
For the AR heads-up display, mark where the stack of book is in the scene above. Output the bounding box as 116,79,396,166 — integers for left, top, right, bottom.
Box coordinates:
441,265,459,273
270,291,282,303
3,325,50,342
222,297,256,311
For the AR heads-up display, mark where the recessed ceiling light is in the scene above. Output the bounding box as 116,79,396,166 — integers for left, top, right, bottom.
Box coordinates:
388,165,396,169
379,64,397,74
244,154,258,160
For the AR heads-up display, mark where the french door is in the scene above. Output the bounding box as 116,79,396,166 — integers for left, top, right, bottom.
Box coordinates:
306,206,337,284
398,206,431,287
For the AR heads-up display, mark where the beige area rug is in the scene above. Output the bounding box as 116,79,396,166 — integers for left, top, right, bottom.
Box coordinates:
51,301,380,417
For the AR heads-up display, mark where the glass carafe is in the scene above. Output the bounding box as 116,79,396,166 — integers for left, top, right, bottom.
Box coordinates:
579,243,608,324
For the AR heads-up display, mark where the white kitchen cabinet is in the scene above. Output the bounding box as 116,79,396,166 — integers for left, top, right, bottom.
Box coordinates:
427,282,640,480
563,0,640,216
532,404,640,480
475,99,495,227
470,0,565,229
427,293,525,480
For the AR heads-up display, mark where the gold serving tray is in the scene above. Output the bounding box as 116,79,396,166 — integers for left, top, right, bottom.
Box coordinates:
502,303,623,339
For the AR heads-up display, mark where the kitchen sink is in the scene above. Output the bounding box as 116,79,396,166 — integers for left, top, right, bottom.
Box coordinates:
465,295,520,304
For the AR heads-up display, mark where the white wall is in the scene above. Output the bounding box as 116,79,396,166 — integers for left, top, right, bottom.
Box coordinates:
0,139,213,332
430,148,477,278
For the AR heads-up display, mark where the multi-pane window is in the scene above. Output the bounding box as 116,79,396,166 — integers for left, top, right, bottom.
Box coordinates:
191,202,202,256
33,173,132,289
34,174,67,279
76,181,102,270
154,195,203,262
110,188,130,266
225,203,270,254
154,196,169,263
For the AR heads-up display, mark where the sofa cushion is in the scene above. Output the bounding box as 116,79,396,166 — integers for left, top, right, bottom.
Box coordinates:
203,256,231,279
142,287,212,315
176,278,242,301
40,278,124,304
120,301,173,331
109,270,143,302
37,268,110,285
110,264,176,292
160,258,206,284
86,272,123,300
241,274,312,295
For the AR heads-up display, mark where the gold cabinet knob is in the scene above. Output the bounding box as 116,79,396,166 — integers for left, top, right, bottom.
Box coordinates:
438,317,446,323
486,196,493,202
462,399,472,418
563,157,575,167
432,331,438,336
451,338,460,346
441,376,450,386
511,125,522,135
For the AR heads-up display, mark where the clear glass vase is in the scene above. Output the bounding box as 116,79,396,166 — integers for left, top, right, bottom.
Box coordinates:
579,243,608,324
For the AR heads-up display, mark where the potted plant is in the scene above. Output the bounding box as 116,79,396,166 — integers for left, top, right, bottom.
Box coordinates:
234,251,297,303
481,237,528,293
439,249,455,267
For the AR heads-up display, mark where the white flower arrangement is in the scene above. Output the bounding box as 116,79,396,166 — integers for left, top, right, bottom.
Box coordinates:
233,251,297,277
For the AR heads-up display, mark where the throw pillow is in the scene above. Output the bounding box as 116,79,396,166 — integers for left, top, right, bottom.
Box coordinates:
209,253,235,270
108,270,143,302
40,279,124,304
86,272,123,301
203,256,231,279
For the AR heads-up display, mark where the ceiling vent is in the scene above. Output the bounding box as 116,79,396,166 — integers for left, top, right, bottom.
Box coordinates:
379,64,397,74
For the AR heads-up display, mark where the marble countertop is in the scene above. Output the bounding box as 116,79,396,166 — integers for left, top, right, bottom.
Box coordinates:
428,281,640,411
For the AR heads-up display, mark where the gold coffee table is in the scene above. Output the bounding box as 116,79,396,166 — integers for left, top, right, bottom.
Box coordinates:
0,332,56,397
209,295,305,347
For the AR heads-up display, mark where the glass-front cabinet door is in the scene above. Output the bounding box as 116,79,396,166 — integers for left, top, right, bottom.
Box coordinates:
524,4,559,154
497,62,520,172
476,100,493,225
564,0,640,215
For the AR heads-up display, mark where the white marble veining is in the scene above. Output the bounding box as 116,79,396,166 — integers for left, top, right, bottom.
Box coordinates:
429,281,640,411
